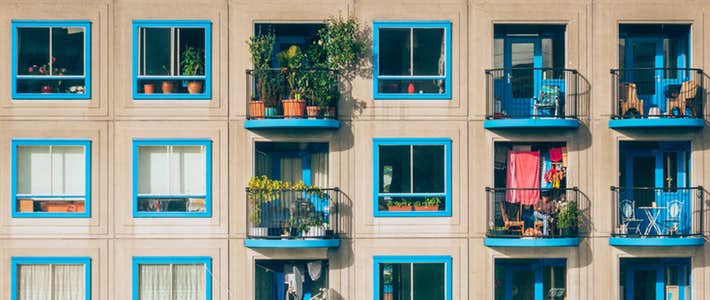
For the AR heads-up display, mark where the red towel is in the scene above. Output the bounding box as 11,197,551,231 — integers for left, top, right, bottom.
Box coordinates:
550,147,563,162
506,150,540,205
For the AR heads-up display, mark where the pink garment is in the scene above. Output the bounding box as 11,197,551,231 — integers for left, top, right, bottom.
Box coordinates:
549,147,563,162
506,150,540,205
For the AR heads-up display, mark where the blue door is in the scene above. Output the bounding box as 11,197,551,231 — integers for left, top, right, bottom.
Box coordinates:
622,259,690,300
497,259,566,300
502,37,542,117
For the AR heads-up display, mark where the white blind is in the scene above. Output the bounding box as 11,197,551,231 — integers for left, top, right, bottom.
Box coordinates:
138,146,206,195
17,264,85,300
139,264,205,300
16,146,86,196
280,157,302,184
311,152,328,187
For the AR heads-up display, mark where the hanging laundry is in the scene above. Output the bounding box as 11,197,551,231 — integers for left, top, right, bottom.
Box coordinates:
544,165,565,189
540,152,552,189
505,150,540,205
307,261,322,281
550,147,563,162
561,146,568,167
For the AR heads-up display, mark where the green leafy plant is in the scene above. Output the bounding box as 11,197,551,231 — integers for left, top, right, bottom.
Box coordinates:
180,46,204,76
247,175,328,226
389,199,412,208
425,197,442,206
247,33,280,106
556,201,580,231
277,45,308,99
318,14,367,71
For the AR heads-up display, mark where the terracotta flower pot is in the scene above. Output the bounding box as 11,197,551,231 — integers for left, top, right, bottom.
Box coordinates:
413,205,439,211
306,106,320,119
40,85,53,94
161,81,175,94
249,100,265,120
282,99,305,118
143,83,155,94
387,205,412,212
187,81,203,94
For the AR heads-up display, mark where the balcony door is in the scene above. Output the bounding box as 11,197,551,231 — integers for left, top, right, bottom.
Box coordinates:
621,259,690,300
503,37,542,117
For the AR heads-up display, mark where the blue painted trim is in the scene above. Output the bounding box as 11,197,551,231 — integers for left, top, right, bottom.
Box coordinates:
11,20,91,100
373,138,452,217
483,119,580,129
132,20,212,100
11,139,92,218
132,256,212,300
244,119,341,129
608,118,704,129
132,139,212,218
484,237,581,247
373,256,452,300
609,237,705,247
244,239,341,248
372,21,452,100
11,256,91,300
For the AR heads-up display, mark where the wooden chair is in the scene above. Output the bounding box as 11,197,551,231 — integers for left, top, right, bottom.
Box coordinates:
619,83,644,118
500,201,524,235
667,80,698,117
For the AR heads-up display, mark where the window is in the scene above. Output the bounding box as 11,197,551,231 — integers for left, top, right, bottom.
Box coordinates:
374,256,452,300
132,256,212,300
12,140,91,218
374,138,451,217
11,257,91,300
373,21,451,99
133,20,211,99
494,259,566,300
133,139,212,217
12,21,91,99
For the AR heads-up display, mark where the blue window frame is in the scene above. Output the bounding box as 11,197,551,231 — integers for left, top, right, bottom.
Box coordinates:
373,138,452,217
132,256,212,300
132,139,212,218
373,21,452,100
373,256,452,300
11,20,91,100
11,139,91,218
132,20,212,100
495,258,566,300
620,258,690,300
11,256,91,300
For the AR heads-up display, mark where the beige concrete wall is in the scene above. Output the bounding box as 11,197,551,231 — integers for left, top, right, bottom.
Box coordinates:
0,0,708,299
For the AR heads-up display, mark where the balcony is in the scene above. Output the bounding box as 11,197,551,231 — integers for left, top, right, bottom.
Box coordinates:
245,187,340,248
485,187,582,247
609,68,705,129
244,68,340,130
484,68,581,129
610,187,704,246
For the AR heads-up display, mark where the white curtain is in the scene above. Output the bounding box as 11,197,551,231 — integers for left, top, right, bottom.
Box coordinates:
280,157,302,184
17,146,85,196
254,150,271,177
53,264,85,300
17,264,85,300
311,152,328,187
138,146,206,195
173,264,206,300
139,264,205,300
139,265,171,300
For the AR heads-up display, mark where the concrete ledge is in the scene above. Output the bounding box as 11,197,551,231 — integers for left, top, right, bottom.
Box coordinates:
484,237,581,247
484,119,580,129
245,119,340,129
244,239,341,248
608,237,705,247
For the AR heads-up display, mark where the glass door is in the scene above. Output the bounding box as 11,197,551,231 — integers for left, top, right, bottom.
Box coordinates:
621,260,689,300
503,38,542,117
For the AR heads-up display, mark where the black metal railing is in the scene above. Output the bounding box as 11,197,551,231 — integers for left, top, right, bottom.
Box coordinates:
486,187,582,238
485,68,580,119
246,68,339,120
611,68,704,119
246,187,340,240
611,186,703,237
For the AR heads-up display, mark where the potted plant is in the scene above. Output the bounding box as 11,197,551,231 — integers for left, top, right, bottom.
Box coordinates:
159,66,175,94
247,175,284,237
247,33,276,119
143,83,156,94
181,46,205,94
556,201,580,236
387,199,412,212
277,45,306,118
413,197,441,211
26,58,67,93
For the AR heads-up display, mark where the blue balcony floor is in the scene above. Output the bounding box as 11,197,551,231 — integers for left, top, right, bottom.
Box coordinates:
244,238,341,248
608,236,704,247
484,118,580,129
484,237,580,247
608,118,704,129
245,119,340,129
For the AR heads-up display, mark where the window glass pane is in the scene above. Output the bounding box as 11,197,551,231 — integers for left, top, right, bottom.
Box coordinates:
663,152,678,191
17,28,50,75
53,264,86,300
413,263,445,300
173,264,206,300
52,146,86,195
378,28,411,76
172,146,206,195
378,79,446,94
139,264,172,300
138,146,171,195
543,265,566,300
379,145,411,193
413,145,445,193
141,28,171,76
380,263,411,300
52,27,85,76
412,28,445,76
494,38,504,69
178,28,206,76
17,146,52,195
17,264,52,299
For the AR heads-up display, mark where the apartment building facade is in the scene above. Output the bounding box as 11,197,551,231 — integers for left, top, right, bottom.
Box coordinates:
0,0,709,299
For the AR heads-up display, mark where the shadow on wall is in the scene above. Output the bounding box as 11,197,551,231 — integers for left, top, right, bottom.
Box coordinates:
339,22,372,117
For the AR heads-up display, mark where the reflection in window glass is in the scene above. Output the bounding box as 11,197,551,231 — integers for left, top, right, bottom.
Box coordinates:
379,262,445,300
